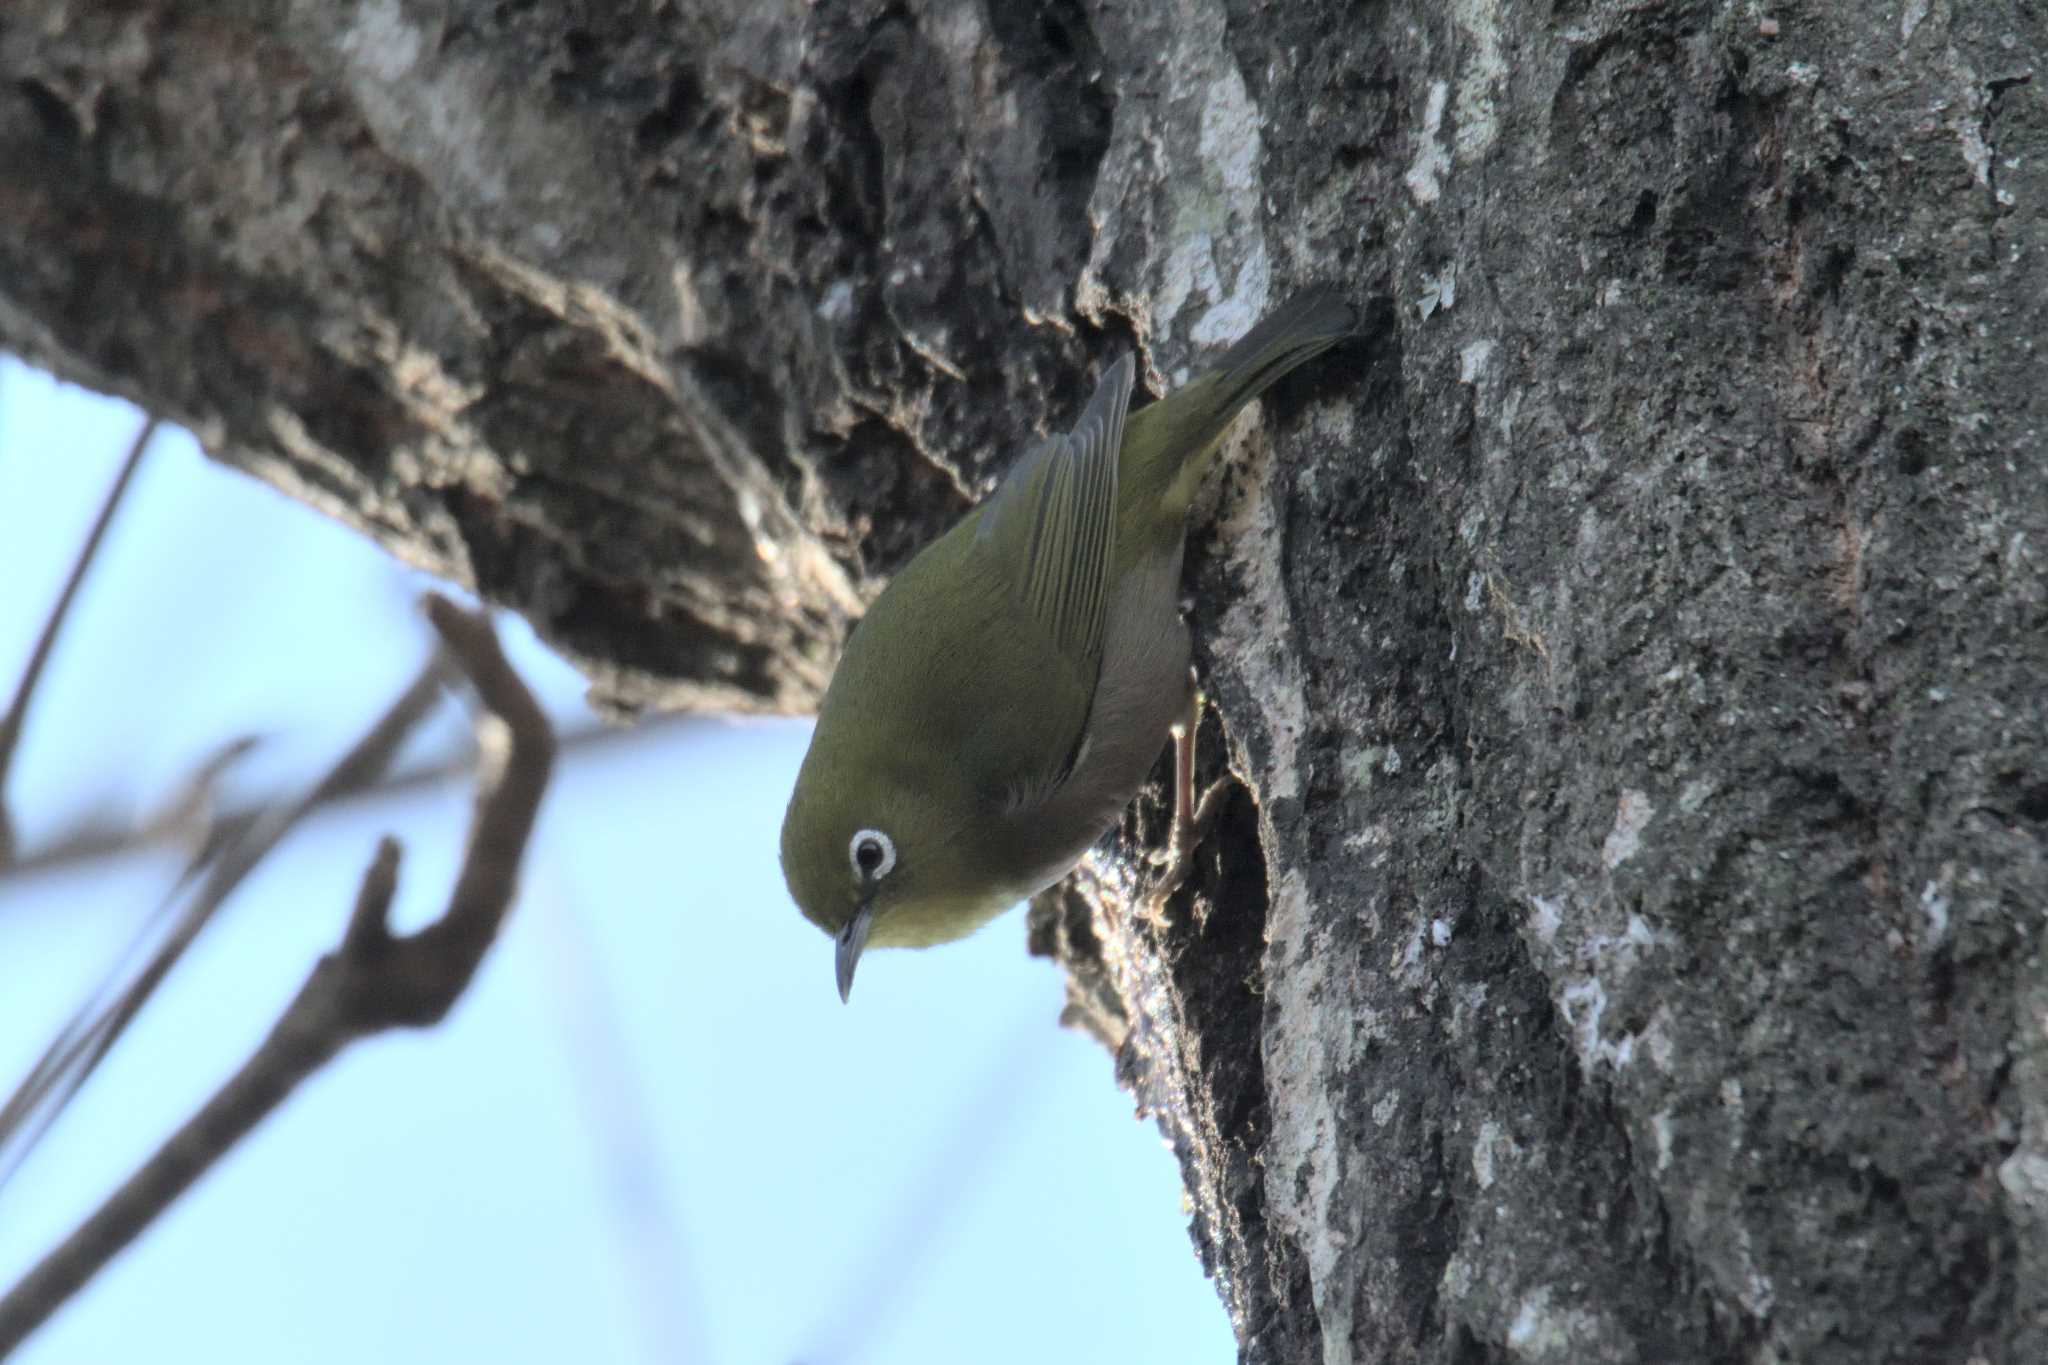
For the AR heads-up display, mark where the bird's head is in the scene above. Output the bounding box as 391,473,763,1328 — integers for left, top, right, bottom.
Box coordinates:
779,740,1014,1002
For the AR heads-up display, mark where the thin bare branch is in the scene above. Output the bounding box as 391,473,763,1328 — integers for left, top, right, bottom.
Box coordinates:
0,596,554,1356
0,650,454,1192
0,415,159,867
0,709,703,889
139,732,265,855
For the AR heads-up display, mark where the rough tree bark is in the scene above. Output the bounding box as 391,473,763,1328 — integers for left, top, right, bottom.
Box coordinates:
3,2,2043,1361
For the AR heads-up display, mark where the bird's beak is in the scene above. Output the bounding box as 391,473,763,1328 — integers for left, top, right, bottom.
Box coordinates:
835,898,876,1004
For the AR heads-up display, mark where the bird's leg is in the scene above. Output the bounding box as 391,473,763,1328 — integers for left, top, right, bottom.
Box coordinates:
1144,668,1231,915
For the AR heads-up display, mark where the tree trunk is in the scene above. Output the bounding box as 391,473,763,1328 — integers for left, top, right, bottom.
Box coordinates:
4,2,2044,1361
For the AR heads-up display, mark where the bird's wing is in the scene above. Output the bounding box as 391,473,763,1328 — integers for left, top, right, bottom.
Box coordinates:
969,353,1135,811
976,353,1133,670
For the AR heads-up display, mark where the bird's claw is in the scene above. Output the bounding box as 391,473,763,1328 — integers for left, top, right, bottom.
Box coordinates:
1145,775,1230,898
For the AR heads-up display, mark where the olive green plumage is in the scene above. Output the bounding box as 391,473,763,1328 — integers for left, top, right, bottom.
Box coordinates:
781,289,1356,1000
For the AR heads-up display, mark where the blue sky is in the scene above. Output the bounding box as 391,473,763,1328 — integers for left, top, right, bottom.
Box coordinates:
0,358,1230,1363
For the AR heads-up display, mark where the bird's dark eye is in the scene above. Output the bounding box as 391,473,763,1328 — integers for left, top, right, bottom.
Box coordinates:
848,828,896,880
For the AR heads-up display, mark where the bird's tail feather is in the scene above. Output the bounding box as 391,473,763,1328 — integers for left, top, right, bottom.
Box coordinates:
1206,287,1357,413
1146,287,1357,511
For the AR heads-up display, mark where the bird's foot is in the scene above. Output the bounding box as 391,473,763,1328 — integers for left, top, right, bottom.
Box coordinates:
1144,775,1230,912
1139,670,1229,923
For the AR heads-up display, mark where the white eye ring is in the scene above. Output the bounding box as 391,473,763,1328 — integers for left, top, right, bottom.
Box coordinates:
849,829,896,881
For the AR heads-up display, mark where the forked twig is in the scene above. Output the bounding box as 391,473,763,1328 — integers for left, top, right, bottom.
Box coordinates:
0,596,555,1357
0,652,453,1190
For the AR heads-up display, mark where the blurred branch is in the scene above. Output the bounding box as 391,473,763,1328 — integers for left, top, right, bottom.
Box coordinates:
0,708,700,888
0,414,158,867
139,732,265,861
538,890,708,1364
0,644,454,1193
0,596,554,1357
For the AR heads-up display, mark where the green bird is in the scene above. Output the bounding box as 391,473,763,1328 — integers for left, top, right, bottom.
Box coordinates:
782,290,1356,1000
